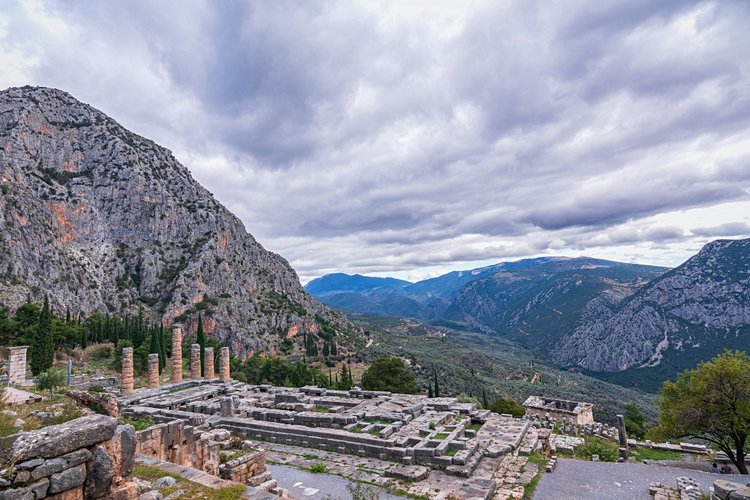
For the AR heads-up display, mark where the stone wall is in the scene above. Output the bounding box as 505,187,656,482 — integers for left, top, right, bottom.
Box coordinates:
0,414,137,499
522,396,594,425
134,419,229,476
219,449,271,487
6,346,28,386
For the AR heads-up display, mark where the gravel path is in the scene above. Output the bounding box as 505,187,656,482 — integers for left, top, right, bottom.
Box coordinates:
533,458,725,500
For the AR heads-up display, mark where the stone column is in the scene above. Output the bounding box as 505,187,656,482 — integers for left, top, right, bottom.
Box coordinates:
7,346,29,386
148,353,160,388
171,325,183,383
190,344,202,380
122,347,134,394
219,347,230,381
616,414,628,459
204,347,215,379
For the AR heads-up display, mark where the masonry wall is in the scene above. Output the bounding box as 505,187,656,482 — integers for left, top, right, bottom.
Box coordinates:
0,414,138,500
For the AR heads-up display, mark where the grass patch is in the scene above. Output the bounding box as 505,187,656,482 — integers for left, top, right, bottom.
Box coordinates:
303,454,319,460
369,428,381,436
133,464,246,499
445,448,457,457
467,423,483,432
121,416,156,431
168,385,194,394
630,447,684,461
433,433,450,440
314,406,330,413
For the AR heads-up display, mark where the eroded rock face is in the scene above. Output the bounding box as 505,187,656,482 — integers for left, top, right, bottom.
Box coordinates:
11,414,118,462
556,238,750,372
0,86,360,357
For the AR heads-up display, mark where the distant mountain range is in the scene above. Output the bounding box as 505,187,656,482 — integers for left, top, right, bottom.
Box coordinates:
307,239,750,387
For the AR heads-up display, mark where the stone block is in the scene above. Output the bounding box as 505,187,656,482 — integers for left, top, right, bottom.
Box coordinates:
715,480,746,500
84,446,114,499
12,414,119,462
31,457,66,480
48,463,86,494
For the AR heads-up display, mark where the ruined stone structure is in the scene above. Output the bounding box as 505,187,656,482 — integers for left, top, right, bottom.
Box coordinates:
219,347,230,381
1,414,138,499
121,347,134,395
171,326,182,383
204,347,215,379
219,449,272,487
6,346,28,386
148,353,159,389
522,396,594,425
190,343,201,380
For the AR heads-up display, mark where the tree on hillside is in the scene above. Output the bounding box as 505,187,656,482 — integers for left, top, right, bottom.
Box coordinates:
158,323,166,372
197,314,206,375
624,403,647,440
30,296,53,375
651,350,750,474
433,370,440,398
361,357,417,394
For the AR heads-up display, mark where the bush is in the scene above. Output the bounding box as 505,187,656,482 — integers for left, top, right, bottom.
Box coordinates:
308,463,327,473
488,397,526,417
361,357,417,394
575,436,619,462
91,345,113,361
121,415,156,431
36,369,65,394
88,384,104,393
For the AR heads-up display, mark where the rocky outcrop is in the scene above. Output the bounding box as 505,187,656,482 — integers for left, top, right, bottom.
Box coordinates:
556,238,750,372
0,86,360,357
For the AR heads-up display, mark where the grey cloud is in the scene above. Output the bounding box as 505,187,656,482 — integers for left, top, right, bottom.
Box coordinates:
691,222,750,237
2,0,749,281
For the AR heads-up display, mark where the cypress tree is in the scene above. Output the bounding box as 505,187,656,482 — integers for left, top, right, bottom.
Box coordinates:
197,314,206,375
428,385,433,398
322,342,330,357
149,324,160,356
31,296,53,375
481,387,488,409
433,370,440,398
80,328,87,350
158,323,166,372
331,340,337,356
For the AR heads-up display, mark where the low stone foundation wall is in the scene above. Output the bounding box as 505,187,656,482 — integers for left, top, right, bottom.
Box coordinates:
219,449,270,486
1,414,137,499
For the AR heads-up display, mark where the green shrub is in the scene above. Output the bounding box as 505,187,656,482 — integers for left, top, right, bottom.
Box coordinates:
308,463,327,473
121,415,156,431
35,369,65,394
88,384,104,393
91,345,113,360
575,436,619,462
488,397,526,417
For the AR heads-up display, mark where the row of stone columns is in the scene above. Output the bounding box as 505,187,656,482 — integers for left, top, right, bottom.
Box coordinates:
121,325,231,394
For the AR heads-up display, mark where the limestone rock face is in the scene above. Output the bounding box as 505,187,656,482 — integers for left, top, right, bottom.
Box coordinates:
11,414,118,462
0,86,359,357
556,238,750,373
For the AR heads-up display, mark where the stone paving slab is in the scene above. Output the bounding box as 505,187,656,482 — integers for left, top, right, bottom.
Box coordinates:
533,458,722,500
135,453,241,489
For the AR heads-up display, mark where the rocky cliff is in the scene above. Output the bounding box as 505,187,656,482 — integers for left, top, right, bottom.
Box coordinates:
556,239,750,374
0,86,359,358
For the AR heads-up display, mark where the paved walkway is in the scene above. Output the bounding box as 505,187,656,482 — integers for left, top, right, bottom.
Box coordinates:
534,458,723,500
267,464,400,500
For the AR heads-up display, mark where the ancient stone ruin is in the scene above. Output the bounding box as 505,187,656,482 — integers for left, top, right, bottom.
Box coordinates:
522,395,594,425
1,414,138,499
5,346,29,386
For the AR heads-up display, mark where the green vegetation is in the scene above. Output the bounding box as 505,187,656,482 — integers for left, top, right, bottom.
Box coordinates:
523,452,548,498
467,422,483,432
308,462,327,473
630,447,684,461
356,315,656,423
574,436,619,462
196,313,206,374
30,296,54,374
121,415,156,431
35,368,65,395
650,350,750,474
361,357,418,394
133,464,247,499
433,433,449,440
488,397,526,417
624,403,647,439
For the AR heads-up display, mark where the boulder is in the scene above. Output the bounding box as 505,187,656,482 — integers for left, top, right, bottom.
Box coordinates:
715,480,746,500
12,414,119,462
102,424,136,480
154,476,177,489
730,487,750,500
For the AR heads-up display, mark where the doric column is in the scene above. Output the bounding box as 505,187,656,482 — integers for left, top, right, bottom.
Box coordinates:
122,347,134,394
204,347,215,379
219,347,230,381
171,325,183,383
7,346,29,386
148,353,160,388
190,344,202,380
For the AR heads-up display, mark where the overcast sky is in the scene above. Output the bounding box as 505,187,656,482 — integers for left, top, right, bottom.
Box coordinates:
2,0,749,283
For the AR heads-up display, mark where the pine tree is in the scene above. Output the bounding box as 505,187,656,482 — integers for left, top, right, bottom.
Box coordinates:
197,314,206,375
31,296,53,375
433,370,440,398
